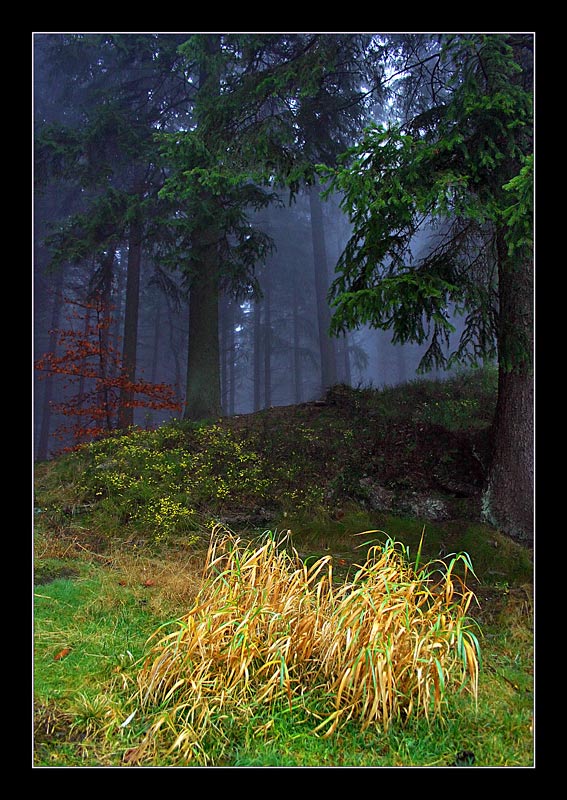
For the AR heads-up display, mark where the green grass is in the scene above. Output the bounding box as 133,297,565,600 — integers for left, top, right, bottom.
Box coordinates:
34,572,155,698
33,367,533,766
33,523,533,767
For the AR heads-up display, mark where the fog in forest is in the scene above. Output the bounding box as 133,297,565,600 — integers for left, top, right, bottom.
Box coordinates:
35,187,465,450
32,33,472,459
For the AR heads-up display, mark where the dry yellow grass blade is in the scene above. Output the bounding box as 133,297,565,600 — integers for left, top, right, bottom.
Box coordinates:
127,528,480,762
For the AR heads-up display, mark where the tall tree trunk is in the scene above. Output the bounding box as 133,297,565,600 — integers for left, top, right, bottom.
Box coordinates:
150,301,161,385
263,269,272,409
183,34,223,422
118,215,143,429
228,303,236,416
308,183,337,394
482,235,534,544
76,303,93,428
395,343,407,385
253,299,262,412
184,265,222,420
111,250,126,372
146,299,162,428
36,270,65,461
220,293,236,416
292,278,303,404
94,248,116,431
165,293,183,406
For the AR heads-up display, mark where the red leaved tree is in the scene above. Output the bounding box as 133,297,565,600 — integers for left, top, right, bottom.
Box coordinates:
35,294,182,451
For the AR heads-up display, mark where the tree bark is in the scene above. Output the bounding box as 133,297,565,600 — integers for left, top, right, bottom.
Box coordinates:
482,236,534,544
228,304,236,416
36,269,64,461
308,183,338,394
220,293,236,416
165,292,184,406
253,299,262,412
183,34,223,422
263,268,272,409
184,265,222,421
292,277,303,403
118,218,142,429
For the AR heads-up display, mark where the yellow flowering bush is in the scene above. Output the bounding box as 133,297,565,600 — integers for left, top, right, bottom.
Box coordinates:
136,496,198,542
78,422,274,543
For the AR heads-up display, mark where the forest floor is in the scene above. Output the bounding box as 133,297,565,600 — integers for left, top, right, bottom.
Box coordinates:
33,368,535,767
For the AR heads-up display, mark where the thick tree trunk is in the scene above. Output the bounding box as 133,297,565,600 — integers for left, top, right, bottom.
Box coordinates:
308,183,338,394
483,368,534,544
482,237,534,544
183,34,223,422
184,267,222,421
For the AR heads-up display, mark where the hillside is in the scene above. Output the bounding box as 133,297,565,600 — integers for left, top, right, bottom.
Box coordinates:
34,368,532,602
35,372,492,527
33,367,535,767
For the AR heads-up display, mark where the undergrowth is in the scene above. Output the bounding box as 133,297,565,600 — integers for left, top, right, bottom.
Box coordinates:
115,528,480,765
34,368,497,551
33,367,533,766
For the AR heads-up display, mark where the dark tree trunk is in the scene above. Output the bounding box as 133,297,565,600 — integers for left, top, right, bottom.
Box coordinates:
184,267,222,421
308,183,337,394
94,248,116,431
482,235,534,544
228,305,236,416
165,293,184,406
145,299,162,428
118,216,143,429
111,250,126,373
36,270,64,461
292,278,303,404
183,34,223,422
220,294,236,416
253,299,262,412
76,302,92,417
150,301,161,385
263,269,272,409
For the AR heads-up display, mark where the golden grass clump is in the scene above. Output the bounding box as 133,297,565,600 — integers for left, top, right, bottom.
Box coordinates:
126,526,480,764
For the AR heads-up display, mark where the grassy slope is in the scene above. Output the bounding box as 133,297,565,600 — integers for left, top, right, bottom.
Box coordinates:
33,369,534,767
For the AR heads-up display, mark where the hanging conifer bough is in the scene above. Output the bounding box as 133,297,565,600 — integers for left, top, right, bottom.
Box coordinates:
321,34,534,544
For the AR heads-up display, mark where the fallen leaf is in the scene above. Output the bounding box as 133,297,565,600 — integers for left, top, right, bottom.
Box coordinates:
123,746,144,764
142,579,155,587
54,647,71,661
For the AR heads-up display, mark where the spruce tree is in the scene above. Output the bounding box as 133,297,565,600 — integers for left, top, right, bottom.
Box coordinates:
157,33,381,419
323,33,534,543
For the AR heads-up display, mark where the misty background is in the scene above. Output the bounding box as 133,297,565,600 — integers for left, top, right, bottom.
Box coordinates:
33,34,470,459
